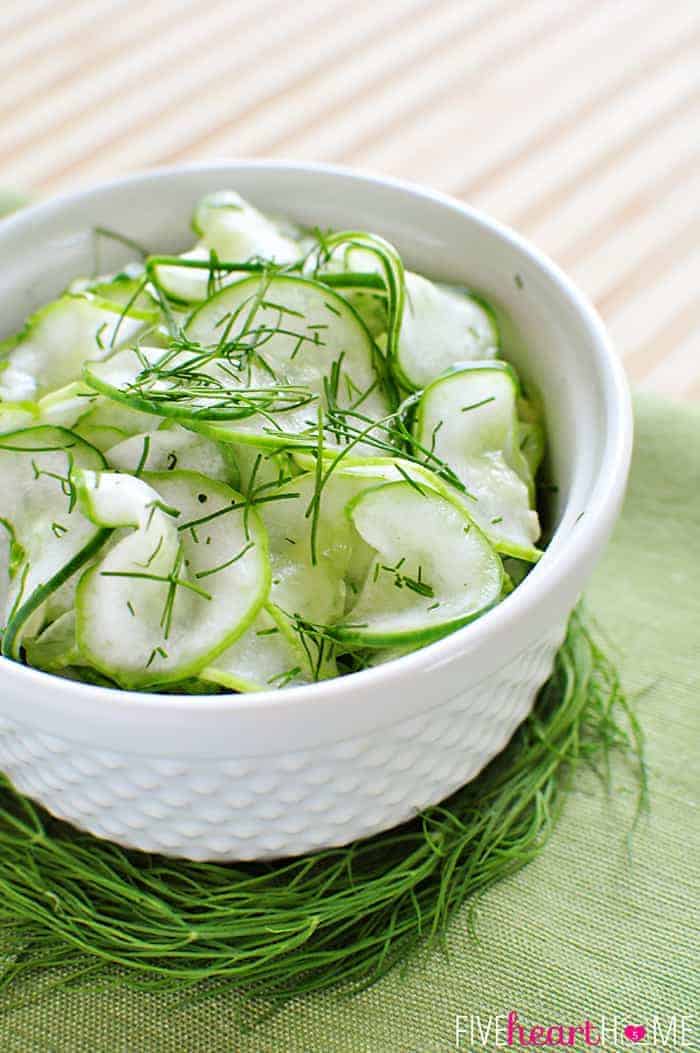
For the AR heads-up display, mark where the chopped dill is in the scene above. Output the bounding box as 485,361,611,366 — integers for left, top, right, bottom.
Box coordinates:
145,646,168,668
267,666,302,687
374,558,435,598
95,322,108,350
134,435,151,477
194,540,255,580
461,396,496,413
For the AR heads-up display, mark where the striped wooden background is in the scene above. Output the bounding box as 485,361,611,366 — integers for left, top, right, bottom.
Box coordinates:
2,0,698,399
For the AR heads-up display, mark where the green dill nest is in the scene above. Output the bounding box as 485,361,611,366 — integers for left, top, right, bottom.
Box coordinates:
0,610,643,1004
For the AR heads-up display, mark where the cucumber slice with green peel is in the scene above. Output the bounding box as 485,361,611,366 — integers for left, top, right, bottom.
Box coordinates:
106,427,239,487
0,334,22,370
193,190,299,262
334,481,503,647
74,469,269,688
314,231,405,371
359,621,463,665
363,640,423,666
413,363,542,562
66,391,165,452
73,422,131,451
0,526,10,626
37,382,99,429
311,241,389,337
70,265,158,313
24,611,81,672
151,247,229,305
517,419,546,482
256,470,379,629
259,474,351,628
516,397,546,481
392,273,499,390
342,290,388,338
49,664,120,689
502,556,532,589
291,450,451,497
223,441,295,493
0,401,39,434
0,295,158,403
85,277,391,449
152,191,300,303
36,381,162,450
200,604,327,692
186,275,391,438
0,426,111,657
256,462,451,628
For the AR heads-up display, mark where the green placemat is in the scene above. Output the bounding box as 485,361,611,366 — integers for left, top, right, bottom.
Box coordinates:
0,392,697,1052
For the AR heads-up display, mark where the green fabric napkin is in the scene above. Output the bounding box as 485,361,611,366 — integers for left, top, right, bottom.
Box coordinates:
0,393,697,1052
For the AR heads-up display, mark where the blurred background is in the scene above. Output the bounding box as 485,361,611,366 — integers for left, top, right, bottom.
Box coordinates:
1,0,698,399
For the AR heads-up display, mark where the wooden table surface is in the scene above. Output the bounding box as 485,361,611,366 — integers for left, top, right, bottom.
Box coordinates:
2,0,698,399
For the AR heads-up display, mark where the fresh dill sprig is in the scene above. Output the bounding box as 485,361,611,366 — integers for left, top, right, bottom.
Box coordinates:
279,607,339,683
301,392,470,566
308,230,405,360
194,540,255,580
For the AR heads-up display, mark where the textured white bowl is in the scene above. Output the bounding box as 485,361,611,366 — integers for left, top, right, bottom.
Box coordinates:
0,162,632,860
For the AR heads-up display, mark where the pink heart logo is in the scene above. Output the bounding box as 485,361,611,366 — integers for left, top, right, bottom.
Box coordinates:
624,1025,647,1043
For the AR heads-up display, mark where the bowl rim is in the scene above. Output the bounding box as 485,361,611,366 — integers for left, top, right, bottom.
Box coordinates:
0,159,633,714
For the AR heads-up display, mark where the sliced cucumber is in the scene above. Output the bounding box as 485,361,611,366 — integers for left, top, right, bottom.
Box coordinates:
0,294,158,403
259,473,356,628
291,450,447,494
186,276,390,441
255,466,422,630
24,610,81,672
106,427,239,487
311,241,389,337
224,441,294,492
0,333,20,358
36,381,162,450
200,604,319,692
75,393,163,447
334,480,503,646
70,265,158,312
255,461,455,629
0,401,39,434
85,277,391,448
413,363,541,561
75,469,269,688
37,381,99,430
0,524,10,628
393,273,499,390
0,426,110,656
193,190,299,261
517,397,546,481
153,190,300,302
151,247,227,305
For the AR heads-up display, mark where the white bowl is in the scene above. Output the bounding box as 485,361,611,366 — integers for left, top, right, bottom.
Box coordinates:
0,162,632,860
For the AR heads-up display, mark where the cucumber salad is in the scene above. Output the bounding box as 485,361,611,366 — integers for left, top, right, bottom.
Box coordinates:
0,191,545,693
